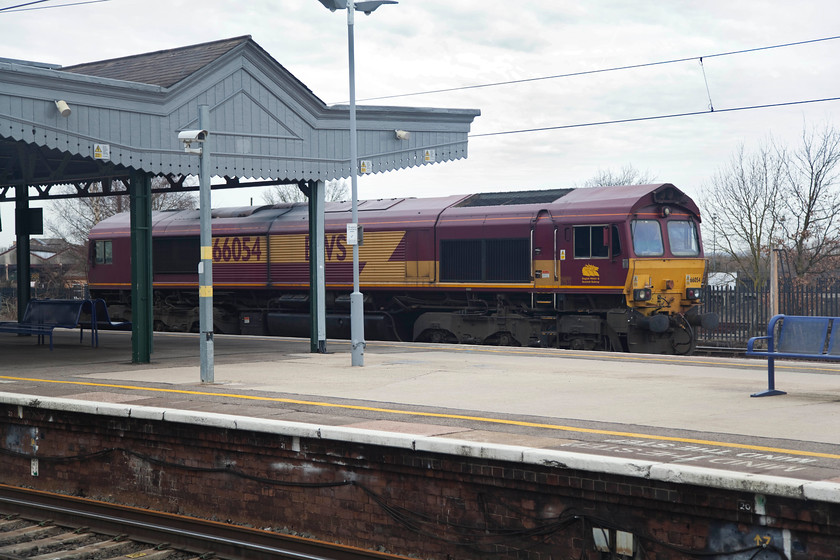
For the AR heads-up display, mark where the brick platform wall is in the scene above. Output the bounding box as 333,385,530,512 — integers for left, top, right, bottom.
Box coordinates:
0,403,837,559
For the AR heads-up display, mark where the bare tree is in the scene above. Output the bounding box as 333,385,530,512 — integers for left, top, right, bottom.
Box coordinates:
45,177,196,286
775,124,840,280
581,164,657,187
261,179,349,204
700,142,785,289
48,177,196,245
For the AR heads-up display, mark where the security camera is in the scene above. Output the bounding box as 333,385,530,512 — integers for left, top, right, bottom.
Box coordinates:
178,130,208,144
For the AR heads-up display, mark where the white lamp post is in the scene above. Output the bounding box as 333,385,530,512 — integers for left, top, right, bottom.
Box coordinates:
317,0,397,366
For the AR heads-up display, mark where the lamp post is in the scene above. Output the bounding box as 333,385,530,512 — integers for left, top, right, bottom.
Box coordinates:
178,108,213,382
317,0,397,366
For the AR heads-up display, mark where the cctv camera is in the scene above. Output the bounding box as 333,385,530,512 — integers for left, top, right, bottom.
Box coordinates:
178,130,208,143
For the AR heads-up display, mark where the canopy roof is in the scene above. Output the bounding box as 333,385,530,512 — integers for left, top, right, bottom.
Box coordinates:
0,36,480,197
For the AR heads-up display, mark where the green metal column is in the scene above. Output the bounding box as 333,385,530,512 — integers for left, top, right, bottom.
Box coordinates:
14,185,30,322
307,180,326,353
129,170,153,363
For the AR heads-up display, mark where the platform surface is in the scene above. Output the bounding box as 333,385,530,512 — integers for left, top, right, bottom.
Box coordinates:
1,330,839,488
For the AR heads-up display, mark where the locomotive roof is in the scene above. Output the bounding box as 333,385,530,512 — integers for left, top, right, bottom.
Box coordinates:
552,183,700,217
445,183,699,217
89,183,701,238
453,189,575,208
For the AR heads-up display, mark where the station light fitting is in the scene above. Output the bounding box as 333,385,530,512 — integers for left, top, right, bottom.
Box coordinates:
55,100,71,117
317,0,396,14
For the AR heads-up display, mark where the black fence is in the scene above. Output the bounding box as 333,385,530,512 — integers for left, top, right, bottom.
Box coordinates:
697,285,840,347
0,286,87,319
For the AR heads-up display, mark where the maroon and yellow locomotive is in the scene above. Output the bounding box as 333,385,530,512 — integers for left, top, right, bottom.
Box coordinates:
88,183,717,354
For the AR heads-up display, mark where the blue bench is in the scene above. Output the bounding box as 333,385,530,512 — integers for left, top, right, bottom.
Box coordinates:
746,314,840,397
0,299,96,350
90,298,131,346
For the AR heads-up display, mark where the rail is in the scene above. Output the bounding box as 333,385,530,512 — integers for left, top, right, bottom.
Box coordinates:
0,484,406,560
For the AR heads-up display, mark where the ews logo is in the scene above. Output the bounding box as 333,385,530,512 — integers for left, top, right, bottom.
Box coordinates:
305,234,348,262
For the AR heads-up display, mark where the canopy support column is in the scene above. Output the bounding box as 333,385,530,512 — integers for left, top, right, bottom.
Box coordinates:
130,170,153,363
14,185,31,322
307,179,327,353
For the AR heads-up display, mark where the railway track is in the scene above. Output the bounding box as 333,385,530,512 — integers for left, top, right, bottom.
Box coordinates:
0,485,405,560
694,345,747,358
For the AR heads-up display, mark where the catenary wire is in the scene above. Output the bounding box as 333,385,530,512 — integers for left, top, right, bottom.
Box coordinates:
0,0,108,12
0,0,53,11
469,95,840,138
353,34,840,103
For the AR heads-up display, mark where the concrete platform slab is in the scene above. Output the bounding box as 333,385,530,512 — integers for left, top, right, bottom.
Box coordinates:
1,329,839,488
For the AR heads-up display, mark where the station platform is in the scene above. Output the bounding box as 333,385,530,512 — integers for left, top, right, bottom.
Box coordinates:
1,329,839,501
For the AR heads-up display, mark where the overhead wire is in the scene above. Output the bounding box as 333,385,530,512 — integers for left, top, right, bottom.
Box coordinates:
0,0,54,11
347,34,840,139
699,57,715,112
0,0,109,13
469,96,840,138
354,34,840,103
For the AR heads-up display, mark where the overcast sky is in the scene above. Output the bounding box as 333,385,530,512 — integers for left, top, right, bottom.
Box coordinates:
1,0,838,247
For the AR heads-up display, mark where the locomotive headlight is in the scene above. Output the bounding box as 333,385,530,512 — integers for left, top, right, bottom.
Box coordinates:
633,288,652,301
685,288,702,300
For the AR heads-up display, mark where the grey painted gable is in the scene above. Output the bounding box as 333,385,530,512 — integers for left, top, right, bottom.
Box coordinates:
0,38,479,186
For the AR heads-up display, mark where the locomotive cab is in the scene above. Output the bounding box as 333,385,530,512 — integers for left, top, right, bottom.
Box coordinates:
612,191,718,353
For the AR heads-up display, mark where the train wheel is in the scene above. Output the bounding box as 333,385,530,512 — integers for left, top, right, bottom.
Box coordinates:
416,328,457,344
483,331,521,347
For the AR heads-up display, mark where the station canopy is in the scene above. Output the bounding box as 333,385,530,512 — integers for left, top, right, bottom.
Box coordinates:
0,35,480,199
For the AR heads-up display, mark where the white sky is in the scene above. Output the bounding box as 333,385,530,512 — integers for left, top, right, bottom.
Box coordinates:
1,0,838,247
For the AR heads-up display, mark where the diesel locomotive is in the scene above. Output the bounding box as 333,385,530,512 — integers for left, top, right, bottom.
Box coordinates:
88,183,718,354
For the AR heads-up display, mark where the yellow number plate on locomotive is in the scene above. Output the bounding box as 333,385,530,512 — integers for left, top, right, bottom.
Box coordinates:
212,236,267,264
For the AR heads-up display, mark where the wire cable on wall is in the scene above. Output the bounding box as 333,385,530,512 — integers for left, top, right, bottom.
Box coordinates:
1,444,792,558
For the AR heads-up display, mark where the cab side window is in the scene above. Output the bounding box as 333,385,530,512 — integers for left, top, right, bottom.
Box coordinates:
95,240,112,264
574,225,609,259
611,224,621,256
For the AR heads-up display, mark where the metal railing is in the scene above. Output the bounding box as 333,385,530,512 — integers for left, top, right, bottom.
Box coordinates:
697,285,840,347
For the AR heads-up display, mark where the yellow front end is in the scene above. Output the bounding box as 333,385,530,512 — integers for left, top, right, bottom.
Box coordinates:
625,258,707,315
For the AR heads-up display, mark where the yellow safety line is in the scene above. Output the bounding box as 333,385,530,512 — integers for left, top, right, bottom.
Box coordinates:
2,374,839,460
350,340,840,373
